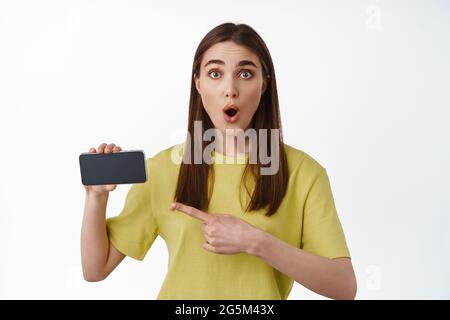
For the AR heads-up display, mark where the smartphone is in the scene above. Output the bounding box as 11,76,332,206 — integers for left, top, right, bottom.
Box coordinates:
79,150,147,185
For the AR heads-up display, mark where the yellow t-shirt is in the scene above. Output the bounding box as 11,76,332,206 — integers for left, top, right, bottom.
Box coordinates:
105,143,351,300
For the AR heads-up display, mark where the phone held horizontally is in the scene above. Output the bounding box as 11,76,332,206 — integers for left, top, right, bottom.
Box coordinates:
79,150,147,186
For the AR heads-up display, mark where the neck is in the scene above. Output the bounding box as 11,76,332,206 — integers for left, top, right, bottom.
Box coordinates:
215,130,251,157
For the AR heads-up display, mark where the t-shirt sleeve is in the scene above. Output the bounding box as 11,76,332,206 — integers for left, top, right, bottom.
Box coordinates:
300,169,351,259
105,178,159,261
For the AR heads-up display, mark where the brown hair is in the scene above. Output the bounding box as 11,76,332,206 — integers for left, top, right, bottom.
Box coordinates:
173,22,288,216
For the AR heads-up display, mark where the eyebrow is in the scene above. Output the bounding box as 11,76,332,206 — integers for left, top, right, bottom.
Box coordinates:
203,59,258,69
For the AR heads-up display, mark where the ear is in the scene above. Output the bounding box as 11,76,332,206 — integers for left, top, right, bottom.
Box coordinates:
194,74,201,94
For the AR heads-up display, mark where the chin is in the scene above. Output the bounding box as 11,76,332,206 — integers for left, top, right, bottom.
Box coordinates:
224,123,245,132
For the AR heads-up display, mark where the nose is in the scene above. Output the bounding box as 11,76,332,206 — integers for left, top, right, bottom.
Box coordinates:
224,78,238,99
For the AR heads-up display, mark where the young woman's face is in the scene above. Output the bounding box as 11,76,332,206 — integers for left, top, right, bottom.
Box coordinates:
195,41,268,133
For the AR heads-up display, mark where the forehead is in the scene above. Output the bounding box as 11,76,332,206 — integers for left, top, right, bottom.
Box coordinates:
201,41,260,67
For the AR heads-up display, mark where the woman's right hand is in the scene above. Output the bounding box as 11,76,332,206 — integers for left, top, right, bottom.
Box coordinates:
83,143,122,196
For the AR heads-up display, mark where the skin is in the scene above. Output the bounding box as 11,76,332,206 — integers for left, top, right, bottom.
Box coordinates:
81,143,126,281
83,44,357,299
179,41,357,299
194,41,268,156
171,201,357,300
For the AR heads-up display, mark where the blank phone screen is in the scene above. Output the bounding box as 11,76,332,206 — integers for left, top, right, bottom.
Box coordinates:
79,151,147,185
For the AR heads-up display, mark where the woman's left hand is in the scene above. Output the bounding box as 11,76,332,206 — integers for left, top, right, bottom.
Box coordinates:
170,202,263,255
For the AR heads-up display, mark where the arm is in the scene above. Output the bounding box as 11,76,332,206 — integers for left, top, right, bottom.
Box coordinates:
170,201,357,299
81,191,125,281
248,230,357,300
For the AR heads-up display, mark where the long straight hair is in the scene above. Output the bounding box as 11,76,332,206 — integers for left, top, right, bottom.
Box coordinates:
173,23,288,217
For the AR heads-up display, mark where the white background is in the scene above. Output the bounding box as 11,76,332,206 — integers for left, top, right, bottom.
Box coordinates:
1,0,449,299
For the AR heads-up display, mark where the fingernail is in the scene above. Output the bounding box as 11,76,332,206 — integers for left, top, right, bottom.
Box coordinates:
170,202,176,210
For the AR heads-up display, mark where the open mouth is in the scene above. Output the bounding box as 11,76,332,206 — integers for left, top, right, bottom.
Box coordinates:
225,108,238,117
223,105,240,123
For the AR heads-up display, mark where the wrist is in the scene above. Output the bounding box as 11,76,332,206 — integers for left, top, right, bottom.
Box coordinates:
246,228,269,258
85,189,109,201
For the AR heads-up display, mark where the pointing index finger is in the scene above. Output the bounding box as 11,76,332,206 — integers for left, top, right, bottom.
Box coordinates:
171,202,214,224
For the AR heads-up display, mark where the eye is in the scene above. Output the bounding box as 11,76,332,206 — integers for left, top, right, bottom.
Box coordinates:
239,70,253,79
208,70,221,79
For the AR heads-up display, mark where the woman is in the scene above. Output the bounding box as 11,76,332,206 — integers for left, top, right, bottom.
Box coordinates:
81,22,357,300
